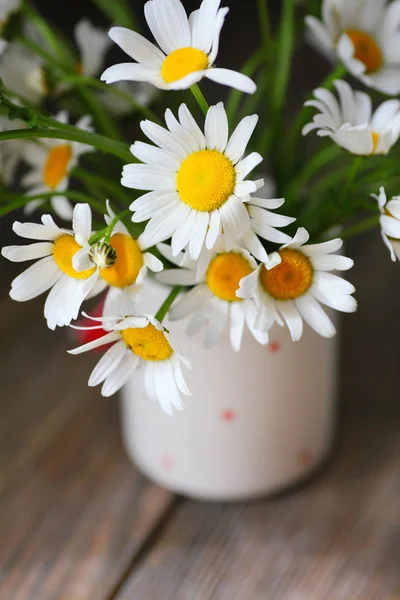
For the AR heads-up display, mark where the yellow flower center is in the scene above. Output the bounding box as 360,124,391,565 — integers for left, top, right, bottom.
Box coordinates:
371,131,380,154
260,249,313,300
121,323,173,361
43,144,72,190
206,252,253,302
177,150,236,212
161,47,209,83
345,30,382,73
52,234,96,279
100,233,144,288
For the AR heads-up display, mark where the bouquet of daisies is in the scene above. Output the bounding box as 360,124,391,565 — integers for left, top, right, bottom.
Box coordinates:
1,0,399,414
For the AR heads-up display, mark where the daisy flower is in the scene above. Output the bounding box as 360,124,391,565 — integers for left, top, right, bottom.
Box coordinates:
373,186,400,261
306,0,400,95
21,111,94,220
73,19,112,78
0,0,21,32
237,228,357,341
303,80,400,156
90,201,164,317
0,42,47,104
68,314,191,414
101,0,256,94
157,244,269,351
1,204,101,330
126,102,264,259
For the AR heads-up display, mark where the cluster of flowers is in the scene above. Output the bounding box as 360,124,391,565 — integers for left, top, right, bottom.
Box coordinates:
2,0,400,414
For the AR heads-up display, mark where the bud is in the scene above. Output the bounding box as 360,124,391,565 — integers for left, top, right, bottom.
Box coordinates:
89,242,117,268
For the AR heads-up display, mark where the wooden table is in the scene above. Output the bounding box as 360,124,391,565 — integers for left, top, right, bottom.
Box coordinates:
1,232,399,600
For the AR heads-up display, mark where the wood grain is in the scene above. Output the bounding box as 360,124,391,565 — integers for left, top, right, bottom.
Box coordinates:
113,420,400,600
0,296,175,600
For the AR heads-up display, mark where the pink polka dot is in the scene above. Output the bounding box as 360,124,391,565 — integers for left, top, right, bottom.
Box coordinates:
297,448,313,467
221,409,236,422
160,454,175,470
268,340,281,353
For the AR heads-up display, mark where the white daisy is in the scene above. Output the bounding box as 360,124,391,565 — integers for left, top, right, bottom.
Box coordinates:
157,243,269,351
373,186,400,261
0,0,21,32
126,102,264,260
21,111,94,220
237,227,357,341
306,0,400,95
101,0,256,94
68,314,191,415
1,204,101,330
90,200,164,317
74,19,112,78
303,80,400,156
0,42,47,104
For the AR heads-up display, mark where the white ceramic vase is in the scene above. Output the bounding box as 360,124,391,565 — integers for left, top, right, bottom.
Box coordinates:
121,279,338,501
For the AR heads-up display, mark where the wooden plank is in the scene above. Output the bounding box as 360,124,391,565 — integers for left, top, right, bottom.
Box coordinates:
114,420,400,600
0,297,175,600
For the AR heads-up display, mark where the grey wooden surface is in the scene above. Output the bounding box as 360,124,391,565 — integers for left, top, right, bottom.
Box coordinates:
0,231,399,600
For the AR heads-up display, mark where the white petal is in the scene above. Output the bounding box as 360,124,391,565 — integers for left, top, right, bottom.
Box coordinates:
68,331,121,355
144,0,190,54
276,300,303,342
75,19,112,77
108,26,165,67
130,141,181,171
235,152,263,181
229,302,245,351
225,115,258,164
101,63,159,85
219,196,249,248
9,256,61,302
121,164,176,190
156,268,198,286
295,293,336,338
89,341,128,386
205,68,256,94
72,203,92,240
101,353,138,397
2,242,53,263
205,102,228,152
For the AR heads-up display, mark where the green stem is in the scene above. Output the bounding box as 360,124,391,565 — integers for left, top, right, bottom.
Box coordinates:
90,0,138,30
72,167,133,206
155,286,182,323
225,49,263,120
190,84,209,116
62,74,160,123
340,215,380,240
0,127,131,162
257,0,271,67
339,156,363,205
271,0,295,120
0,190,104,217
77,86,120,139
286,144,343,196
103,210,130,243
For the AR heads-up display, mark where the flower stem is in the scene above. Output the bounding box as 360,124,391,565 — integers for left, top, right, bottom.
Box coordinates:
271,0,295,120
62,74,160,123
340,215,380,240
0,127,132,162
339,155,364,205
190,84,209,116
257,0,271,68
155,286,182,323
0,190,104,217
103,210,131,243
